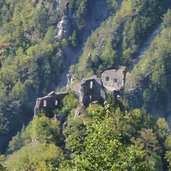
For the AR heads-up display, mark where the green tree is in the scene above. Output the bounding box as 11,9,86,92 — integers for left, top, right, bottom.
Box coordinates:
163,9,171,28
6,143,63,171
69,30,79,47
28,115,61,145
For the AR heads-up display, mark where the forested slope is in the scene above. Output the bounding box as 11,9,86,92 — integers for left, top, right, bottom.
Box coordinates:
125,9,171,115
0,0,171,170
0,0,117,152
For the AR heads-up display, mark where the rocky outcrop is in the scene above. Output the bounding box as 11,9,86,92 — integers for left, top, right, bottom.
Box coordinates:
55,16,71,41
67,73,77,88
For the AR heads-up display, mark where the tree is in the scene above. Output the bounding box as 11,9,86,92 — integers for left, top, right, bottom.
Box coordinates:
5,143,63,171
163,9,171,28
69,30,79,47
28,115,61,145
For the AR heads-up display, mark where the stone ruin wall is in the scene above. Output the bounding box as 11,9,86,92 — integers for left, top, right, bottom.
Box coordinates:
34,66,126,115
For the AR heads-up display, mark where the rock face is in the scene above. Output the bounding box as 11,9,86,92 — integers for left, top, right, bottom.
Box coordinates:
34,91,68,116
79,76,106,107
67,73,77,87
101,66,126,93
55,16,70,41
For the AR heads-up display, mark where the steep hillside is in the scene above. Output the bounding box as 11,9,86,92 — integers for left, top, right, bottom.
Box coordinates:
1,0,171,170
125,10,171,117
71,0,167,78
57,0,118,88
0,0,118,152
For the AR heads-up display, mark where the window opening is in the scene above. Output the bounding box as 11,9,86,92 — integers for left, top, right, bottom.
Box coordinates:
90,81,93,89
43,100,47,107
105,77,109,81
90,95,92,102
114,78,117,82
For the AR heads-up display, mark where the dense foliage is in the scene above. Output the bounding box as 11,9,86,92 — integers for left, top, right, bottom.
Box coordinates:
0,0,171,170
126,9,171,114
0,0,115,152
72,0,168,78
3,101,171,170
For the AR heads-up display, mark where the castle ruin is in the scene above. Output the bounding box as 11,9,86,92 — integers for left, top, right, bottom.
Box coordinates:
34,66,126,115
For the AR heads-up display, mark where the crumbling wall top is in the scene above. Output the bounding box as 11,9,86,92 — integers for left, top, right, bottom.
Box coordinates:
101,66,126,92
